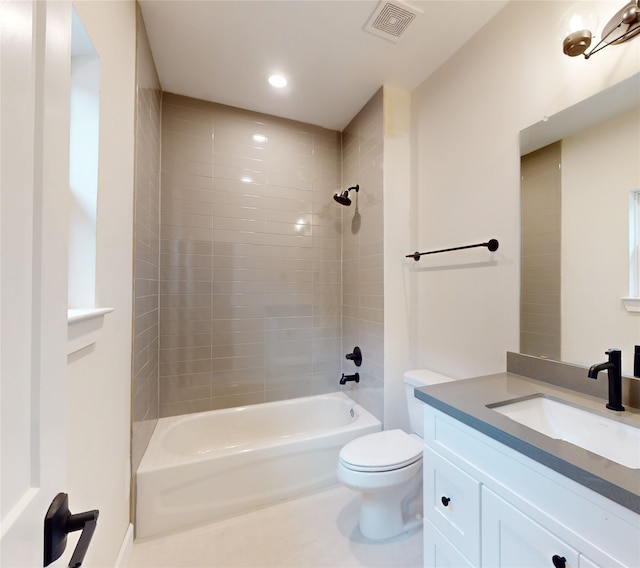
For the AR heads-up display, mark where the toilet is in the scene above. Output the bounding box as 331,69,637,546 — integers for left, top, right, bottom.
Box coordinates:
337,369,455,540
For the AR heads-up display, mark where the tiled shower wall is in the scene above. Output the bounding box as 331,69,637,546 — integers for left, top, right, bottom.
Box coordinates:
520,142,561,361
341,89,384,420
159,93,343,417
131,9,161,473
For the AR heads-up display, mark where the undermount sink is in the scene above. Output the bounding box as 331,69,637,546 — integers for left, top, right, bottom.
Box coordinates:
488,394,640,469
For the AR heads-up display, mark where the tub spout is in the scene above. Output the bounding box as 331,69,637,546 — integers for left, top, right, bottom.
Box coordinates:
340,373,360,385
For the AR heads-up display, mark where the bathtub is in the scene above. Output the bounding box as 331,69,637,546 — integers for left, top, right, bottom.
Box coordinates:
135,391,381,538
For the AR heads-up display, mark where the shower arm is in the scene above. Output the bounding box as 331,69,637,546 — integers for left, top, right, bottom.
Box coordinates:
406,239,499,261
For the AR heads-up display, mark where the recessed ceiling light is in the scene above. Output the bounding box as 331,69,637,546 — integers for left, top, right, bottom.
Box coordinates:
268,74,287,88
253,134,267,143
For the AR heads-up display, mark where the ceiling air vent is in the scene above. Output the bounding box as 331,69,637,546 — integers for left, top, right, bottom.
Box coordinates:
364,0,421,43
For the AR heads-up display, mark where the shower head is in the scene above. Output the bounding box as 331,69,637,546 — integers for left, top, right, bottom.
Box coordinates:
333,184,359,206
333,190,351,206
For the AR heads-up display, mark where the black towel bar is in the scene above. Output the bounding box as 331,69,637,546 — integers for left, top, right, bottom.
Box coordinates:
406,239,499,261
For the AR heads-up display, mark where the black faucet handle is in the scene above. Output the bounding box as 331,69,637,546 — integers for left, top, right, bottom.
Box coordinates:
345,346,362,367
605,348,622,370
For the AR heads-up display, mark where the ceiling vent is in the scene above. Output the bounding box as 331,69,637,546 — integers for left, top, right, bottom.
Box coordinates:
364,0,421,43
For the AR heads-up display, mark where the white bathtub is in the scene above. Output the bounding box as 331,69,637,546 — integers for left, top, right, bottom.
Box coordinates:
135,391,381,538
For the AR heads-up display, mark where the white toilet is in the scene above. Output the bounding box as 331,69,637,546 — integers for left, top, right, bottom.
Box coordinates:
337,369,455,540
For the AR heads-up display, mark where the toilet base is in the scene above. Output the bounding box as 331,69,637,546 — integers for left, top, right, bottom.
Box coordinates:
357,469,423,540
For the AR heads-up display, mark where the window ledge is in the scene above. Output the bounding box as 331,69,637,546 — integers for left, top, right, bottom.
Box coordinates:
621,297,640,313
67,308,114,355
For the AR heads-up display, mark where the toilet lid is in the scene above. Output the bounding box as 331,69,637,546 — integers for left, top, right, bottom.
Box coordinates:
339,429,423,472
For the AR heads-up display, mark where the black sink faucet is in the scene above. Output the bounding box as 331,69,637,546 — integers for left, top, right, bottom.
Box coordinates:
587,348,625,411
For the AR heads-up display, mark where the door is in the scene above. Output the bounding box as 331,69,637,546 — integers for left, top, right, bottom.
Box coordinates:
1,1,71,565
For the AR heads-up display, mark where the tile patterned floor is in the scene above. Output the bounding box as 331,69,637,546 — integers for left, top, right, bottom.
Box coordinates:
127,485,423,568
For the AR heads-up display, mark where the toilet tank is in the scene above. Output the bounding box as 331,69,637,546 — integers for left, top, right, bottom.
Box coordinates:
404,369,455,437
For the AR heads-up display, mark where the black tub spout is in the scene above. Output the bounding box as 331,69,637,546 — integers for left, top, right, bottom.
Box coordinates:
340,373,360,385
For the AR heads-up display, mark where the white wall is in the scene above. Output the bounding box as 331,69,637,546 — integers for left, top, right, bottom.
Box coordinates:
409,1,640,379
66,1,136,565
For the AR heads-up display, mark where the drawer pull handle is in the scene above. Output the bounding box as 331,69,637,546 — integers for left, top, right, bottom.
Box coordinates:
552,555,566,568
441,496,451,507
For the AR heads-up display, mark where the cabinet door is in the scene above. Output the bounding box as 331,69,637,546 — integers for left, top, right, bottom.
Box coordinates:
424,446,480,565
482,487,580,568
578,555,601,568
424,520,474,568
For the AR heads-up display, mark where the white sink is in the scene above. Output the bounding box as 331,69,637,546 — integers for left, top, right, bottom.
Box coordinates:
489,395,640,469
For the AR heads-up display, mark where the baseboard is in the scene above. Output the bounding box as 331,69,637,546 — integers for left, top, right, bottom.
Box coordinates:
114,523,134,567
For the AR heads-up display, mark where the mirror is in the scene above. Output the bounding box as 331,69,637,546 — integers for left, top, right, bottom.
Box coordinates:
519,73,640,375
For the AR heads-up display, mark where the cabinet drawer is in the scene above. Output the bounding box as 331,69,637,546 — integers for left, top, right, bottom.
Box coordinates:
423,446,480,566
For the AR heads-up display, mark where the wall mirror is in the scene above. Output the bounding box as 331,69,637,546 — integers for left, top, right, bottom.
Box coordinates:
519,73,640,375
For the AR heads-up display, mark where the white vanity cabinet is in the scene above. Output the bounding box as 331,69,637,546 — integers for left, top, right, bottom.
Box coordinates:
422,405,640,568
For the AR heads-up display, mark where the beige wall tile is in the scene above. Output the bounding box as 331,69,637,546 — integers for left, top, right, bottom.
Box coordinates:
340,89,384,421
520,142,561,361
155,91,397,417
132,9,161,473
160,398,211,418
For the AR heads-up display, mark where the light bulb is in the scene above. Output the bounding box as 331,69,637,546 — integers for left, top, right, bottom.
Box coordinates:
268,75,287,88
559,5,599,56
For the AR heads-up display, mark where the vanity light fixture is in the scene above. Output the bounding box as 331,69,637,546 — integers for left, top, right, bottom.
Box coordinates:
561,0,640,58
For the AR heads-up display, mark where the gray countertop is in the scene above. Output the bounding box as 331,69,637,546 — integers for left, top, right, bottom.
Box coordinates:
415,372,640,515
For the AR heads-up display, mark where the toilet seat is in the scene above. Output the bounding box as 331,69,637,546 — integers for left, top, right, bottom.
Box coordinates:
339,429,423,472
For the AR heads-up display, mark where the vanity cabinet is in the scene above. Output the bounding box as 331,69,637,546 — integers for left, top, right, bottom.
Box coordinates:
422,405,640,568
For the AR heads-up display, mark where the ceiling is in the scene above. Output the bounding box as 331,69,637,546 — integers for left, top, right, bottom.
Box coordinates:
138,0,508,131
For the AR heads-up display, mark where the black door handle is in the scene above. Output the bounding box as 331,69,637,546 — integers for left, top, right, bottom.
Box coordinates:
44,493,99,567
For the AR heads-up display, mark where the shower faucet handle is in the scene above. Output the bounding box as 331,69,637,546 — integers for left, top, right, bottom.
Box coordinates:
345,346,362,367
